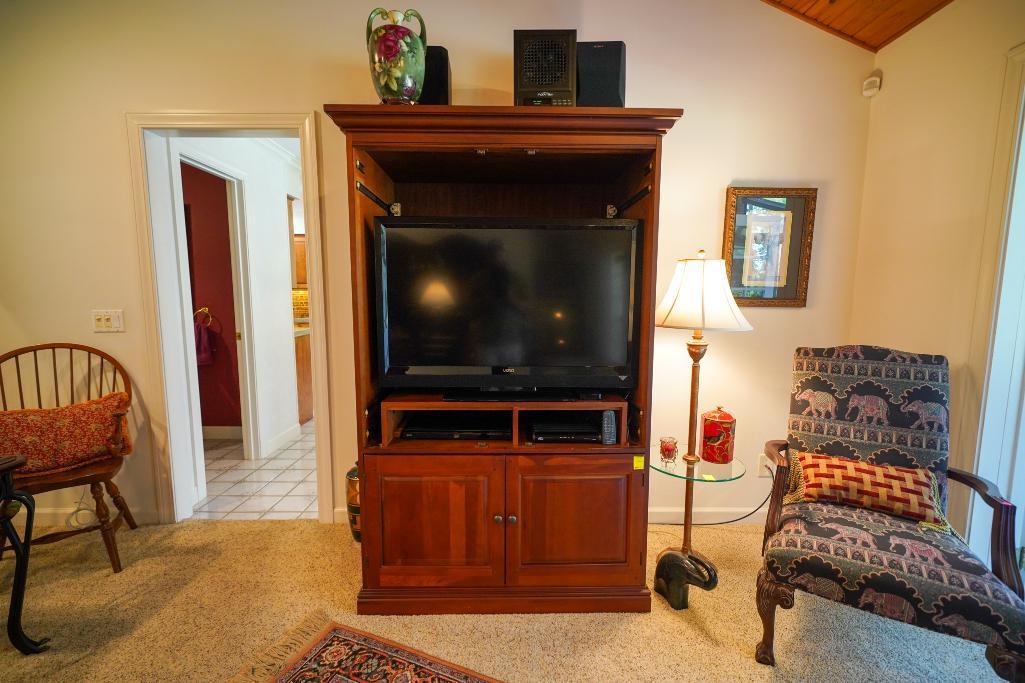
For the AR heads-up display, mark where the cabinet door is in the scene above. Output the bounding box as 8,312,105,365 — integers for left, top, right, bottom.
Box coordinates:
292,234,308,287
506,454,646,587
362,455,506,588
294,334,313,424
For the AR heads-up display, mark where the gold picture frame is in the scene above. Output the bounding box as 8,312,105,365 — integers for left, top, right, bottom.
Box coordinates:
722,187,817,307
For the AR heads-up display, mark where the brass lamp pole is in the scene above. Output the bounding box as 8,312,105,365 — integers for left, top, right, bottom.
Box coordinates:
681,328,706,555
652,250,751,609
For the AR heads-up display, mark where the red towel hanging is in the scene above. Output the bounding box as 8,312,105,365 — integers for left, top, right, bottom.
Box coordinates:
195,321,214,367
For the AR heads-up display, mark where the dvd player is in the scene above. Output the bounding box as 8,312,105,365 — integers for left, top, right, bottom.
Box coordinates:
401,411,513,441
527,412,604,444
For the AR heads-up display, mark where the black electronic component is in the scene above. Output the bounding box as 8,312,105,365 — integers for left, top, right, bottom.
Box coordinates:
576,41,626,107
514,29,577,106
420,45,451,105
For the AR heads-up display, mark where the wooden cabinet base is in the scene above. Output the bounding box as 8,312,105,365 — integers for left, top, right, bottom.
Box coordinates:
357,586,651,615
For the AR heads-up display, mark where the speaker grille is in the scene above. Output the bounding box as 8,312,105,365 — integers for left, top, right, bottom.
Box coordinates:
522,39,568,87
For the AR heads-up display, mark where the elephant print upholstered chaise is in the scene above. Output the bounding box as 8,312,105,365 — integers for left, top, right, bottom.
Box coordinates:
756,346,1025,681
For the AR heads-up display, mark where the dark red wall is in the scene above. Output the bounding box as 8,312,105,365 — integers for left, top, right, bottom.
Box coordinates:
182,163,242,427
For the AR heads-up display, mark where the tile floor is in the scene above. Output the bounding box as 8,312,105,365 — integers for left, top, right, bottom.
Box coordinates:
190,420,318,520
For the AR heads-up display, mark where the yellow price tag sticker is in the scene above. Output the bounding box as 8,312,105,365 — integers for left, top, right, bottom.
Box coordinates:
702,474,715,481
633,456,644,470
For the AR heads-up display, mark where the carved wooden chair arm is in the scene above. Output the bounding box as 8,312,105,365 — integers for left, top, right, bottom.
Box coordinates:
762,440,790,552
947,467,1024,599
949,467,1009,507
764,440,789,466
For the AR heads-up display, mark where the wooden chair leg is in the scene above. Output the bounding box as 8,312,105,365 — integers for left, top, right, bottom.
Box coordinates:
987,646,1025,682
90,482,122,573
104,479,137,530
755,567,795,666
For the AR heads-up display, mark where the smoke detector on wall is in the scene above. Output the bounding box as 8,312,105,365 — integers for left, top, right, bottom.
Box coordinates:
862,69,883,98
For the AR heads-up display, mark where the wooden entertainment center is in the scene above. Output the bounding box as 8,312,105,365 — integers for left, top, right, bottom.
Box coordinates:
325,105,682,614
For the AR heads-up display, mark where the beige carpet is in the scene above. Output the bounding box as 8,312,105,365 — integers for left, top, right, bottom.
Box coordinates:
0,520,996,682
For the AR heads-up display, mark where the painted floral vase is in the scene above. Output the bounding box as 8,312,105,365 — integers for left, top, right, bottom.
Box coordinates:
700,406,736,464
366,8,426,104
346,464,361,541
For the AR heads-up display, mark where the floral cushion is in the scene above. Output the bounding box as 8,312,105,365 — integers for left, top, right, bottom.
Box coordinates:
765,501,1025,655
0,392,131,474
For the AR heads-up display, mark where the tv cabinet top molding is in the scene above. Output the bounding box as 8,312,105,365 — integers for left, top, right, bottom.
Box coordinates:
323,104,683,136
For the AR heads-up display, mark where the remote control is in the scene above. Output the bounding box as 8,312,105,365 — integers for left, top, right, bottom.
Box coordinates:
601,410,617,445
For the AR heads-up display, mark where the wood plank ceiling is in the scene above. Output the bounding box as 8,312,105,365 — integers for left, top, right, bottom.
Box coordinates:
760,0,955,52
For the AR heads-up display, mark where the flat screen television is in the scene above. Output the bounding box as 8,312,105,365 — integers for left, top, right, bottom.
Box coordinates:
373,217,641,390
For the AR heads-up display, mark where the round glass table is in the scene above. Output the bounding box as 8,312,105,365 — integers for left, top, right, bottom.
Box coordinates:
649,455,747,609
650,457,746,483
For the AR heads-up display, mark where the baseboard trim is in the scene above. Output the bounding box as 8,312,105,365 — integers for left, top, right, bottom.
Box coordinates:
202,426,243,440
648,506,767,525
26,504,159,529
23,506,79,528
264,423,302,455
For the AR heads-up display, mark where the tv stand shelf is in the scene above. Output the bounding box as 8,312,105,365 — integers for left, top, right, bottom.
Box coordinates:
379,393,629,448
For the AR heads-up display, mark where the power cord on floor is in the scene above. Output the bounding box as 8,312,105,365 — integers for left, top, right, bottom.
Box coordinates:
694,463,775,526
66,487,97,530
650,463,777,535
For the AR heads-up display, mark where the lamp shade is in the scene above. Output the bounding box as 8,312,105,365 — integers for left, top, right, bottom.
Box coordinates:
655,253,752,331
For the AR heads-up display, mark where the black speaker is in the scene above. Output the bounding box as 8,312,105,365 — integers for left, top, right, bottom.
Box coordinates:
420,45,451,105
514,29,576,106
576,41,626,107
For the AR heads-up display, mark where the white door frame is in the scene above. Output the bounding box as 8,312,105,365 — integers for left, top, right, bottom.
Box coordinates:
176,148,259,464
966,44,1025,561
126,113,333,524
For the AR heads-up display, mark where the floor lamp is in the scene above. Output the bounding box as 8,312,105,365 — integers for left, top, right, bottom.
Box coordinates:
653,250,752,609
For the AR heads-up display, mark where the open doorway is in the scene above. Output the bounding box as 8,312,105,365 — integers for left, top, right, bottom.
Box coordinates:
177,153,317,520
127,118,330,524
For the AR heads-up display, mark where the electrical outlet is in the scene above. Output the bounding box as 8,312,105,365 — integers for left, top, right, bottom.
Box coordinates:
92,309,124,333
758,453,773,477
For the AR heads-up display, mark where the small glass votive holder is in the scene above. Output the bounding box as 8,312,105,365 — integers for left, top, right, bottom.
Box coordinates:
659,436,679,469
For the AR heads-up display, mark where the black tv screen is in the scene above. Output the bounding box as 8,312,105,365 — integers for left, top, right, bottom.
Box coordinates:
374,217,640,389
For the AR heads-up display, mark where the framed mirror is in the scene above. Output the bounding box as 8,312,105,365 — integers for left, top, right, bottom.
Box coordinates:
721,187,817,307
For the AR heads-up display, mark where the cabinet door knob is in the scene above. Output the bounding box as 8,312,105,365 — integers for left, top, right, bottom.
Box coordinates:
493,515,504,524
508,515,518,525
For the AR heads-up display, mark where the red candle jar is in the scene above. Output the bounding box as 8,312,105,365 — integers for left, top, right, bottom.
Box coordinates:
701,406,736,464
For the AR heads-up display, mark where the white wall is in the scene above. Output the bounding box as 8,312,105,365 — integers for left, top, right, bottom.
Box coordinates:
0,0,873,524
849,0,1025,531
577,2,873,520
176,136,303,454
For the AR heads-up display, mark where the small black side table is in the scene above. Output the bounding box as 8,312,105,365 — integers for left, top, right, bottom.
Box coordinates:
1,454,49,654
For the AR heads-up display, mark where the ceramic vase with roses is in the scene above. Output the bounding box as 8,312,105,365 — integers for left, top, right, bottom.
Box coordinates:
366,8,426,104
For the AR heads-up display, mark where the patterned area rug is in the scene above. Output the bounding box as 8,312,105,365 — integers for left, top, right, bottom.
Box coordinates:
232,611,499,683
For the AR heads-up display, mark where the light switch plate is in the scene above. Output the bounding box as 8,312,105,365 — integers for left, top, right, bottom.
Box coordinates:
92,309,124,333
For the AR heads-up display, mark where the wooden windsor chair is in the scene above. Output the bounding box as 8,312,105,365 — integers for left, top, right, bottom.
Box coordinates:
0,343,137,573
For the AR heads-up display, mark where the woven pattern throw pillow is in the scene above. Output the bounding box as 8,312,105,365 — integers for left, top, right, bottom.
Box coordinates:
0,392,131,474
784,451,948,528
